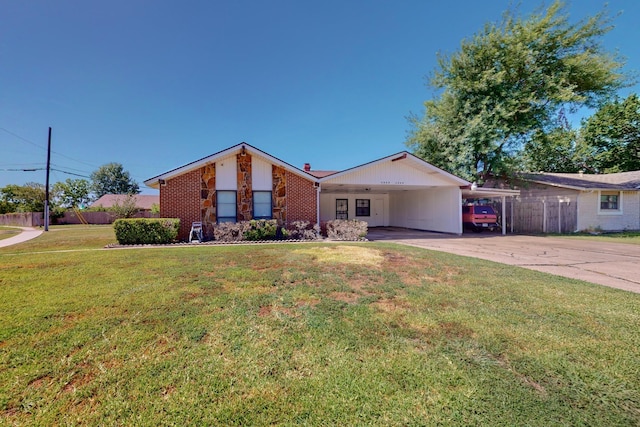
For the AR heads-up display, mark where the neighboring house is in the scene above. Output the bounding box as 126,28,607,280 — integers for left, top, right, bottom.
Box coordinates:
144,143,472,240
90,194,159,211
510,171,640,232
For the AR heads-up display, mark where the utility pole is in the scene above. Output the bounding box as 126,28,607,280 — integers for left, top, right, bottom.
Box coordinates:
44,127,51,231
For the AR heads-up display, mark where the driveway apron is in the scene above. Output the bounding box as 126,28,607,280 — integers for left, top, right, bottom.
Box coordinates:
367,228,640,294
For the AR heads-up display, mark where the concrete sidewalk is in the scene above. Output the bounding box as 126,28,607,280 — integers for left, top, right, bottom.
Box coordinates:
368,228,640,294
0,227,43,248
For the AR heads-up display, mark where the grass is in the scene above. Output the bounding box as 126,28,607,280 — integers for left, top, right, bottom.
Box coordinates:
0,226,21,241
1,226,639,425
557,230,640,245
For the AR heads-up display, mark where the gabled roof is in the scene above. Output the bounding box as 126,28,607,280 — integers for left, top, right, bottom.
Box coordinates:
521,171,640,191
90,194,159,210
319,151,470,187
144,142,317,188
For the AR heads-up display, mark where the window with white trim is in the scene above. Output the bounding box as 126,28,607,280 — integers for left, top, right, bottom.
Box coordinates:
355,199,370,216
253,191,272,219
600,191,620,211
217,191,237,223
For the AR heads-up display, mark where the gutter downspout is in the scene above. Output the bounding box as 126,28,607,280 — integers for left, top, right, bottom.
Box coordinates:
316,183,321,226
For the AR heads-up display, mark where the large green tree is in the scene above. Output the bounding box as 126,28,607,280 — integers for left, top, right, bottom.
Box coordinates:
523,109,582,173
52,178,93,208
90,163,139,198
407,1,626,182
580,93,640,173
0,183,46,213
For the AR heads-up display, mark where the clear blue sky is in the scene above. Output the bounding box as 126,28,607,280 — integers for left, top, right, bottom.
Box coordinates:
1,0,638,194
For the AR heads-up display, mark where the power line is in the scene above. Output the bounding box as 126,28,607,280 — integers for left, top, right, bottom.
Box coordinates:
0,126,100,169
50,168,90,178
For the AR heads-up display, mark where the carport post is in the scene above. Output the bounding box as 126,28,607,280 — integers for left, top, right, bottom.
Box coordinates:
501,195,506,235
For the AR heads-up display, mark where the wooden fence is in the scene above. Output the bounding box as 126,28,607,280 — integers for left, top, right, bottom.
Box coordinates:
0,211,158,226
489,198,577,234
0,212,44,227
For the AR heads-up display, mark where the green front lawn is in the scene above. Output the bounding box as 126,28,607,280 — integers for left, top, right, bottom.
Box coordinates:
1,227,639,425
0,226,21,241
559,230,640,245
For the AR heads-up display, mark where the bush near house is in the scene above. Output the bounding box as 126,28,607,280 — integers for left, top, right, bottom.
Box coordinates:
113,218,180,245
326,219,368,240
211,220,324,242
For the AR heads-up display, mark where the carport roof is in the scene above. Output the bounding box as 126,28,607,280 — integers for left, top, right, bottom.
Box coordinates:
462,187,520,199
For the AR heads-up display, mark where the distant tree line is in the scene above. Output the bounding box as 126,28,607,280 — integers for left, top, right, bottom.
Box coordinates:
0,162,139,214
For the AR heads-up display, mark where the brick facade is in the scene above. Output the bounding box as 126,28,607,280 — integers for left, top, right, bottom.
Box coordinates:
160,169,202,241
285,170,317,225
160,154,318,241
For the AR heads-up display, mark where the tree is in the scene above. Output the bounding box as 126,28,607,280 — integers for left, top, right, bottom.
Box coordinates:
0,182,46,212
52,178,93,208
523,109,582,173
579,93,640,173
406,1,627,182
110,194,140,219
90,163,139,198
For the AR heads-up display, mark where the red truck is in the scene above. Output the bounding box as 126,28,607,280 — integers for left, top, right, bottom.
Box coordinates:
462,205,499,232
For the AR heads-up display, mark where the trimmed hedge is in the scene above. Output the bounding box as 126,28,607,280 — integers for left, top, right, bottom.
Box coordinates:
113,218,180,245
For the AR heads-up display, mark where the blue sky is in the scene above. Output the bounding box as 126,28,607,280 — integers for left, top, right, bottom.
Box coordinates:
1,0,638,194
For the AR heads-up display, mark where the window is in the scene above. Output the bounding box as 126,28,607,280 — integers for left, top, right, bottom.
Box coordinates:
253,191,272,219
336,199,348,219
217,191,237,223
600,192,620,210
355,199,370,216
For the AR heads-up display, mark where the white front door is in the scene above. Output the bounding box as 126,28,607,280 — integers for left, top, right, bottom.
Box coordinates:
372,198,384,227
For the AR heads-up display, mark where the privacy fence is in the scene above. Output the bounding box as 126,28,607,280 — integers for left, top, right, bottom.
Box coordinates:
486,197,578,234
0,211,158,227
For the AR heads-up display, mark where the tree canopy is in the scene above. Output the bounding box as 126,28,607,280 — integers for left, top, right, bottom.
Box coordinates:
0,182,46,213
407,1,627,182
580,93,640,173
52,178,93,208
90,163,139,198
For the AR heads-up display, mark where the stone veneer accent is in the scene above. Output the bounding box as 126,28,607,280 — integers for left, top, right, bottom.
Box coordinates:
237,153,252,221
201,163,216,239
272,165,286,225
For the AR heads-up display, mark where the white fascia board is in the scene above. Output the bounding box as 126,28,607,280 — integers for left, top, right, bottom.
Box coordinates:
144,142,317,188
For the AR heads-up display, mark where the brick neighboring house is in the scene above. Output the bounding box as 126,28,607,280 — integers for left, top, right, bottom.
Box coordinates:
144,142,471,241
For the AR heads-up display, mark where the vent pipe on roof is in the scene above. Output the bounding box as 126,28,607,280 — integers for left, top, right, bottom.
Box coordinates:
304,163,311,172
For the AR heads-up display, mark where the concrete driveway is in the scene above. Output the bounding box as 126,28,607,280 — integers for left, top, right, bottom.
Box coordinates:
367,227,640,294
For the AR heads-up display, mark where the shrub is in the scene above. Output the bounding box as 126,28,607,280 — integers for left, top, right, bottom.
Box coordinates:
326,219,368,240
244,219,288,241
212,221,252,242
212,220,289,241
110,194,140,219
113,218,180,245
288,220,321,240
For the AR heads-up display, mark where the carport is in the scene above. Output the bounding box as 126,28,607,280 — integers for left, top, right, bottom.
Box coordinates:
317,152,470,234
461,187,520,235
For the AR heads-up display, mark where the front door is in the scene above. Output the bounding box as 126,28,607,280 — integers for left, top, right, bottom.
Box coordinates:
372,198,384,227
